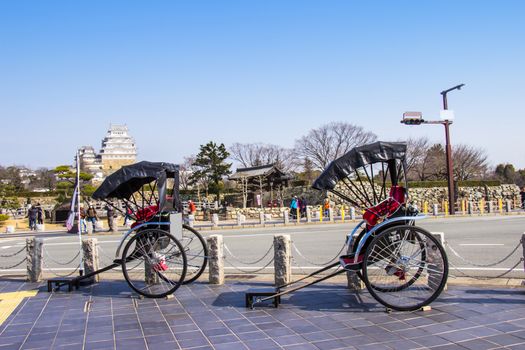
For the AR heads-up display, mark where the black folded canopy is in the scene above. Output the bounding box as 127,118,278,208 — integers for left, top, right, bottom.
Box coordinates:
92,161,179,200
312,141,407,191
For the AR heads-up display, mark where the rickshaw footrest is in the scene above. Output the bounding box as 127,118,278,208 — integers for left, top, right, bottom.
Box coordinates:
47,277,80,293
245,288,280,308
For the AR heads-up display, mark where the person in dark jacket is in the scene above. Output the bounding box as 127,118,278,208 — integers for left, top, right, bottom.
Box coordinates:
520,187,525,209
36,203,44,225
86,205,98,233
27,205,38,231
300,196,307,218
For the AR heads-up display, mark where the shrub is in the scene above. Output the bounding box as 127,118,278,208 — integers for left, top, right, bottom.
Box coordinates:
0,214,9,222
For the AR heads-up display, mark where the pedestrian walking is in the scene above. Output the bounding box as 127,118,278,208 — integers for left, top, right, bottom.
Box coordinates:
188,200,196,215
300,196,307,218
520,187,525,209
290,196,298,219
86,205,98,233
27,205,38,231
323,198,330,217
36,203,44,225
79,206,87,233
123,205,132,227
106,204,116,232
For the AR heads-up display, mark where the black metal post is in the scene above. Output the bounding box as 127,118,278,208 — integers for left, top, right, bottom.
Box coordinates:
440,84,464,215
443,120,455,215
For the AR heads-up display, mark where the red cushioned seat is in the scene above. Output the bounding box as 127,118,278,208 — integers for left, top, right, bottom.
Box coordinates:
363,186,405,229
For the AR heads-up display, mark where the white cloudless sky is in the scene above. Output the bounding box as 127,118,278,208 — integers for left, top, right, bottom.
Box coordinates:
1,1,524,169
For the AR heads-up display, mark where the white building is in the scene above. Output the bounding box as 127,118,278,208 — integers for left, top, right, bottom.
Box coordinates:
78,124,137,178
99,124,137,171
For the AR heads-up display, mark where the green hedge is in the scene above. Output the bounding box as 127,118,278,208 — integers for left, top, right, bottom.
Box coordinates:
408,180,501,188
0,214,9,222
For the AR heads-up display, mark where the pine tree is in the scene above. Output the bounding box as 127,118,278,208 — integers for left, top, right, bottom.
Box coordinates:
190,141,232,201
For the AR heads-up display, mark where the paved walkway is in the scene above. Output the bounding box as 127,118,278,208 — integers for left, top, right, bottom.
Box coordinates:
1,279,525,350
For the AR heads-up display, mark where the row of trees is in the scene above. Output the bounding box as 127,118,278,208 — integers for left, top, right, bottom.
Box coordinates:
2,121,524,208
179,122,524,202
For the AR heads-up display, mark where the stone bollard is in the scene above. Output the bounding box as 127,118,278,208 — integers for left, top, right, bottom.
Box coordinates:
432,204,439,216
467,202,474,215
259,212,265,225
26,238,43,282
87,221,94,235
207,235,224,285
212,213,219,227
429,232,447,291
274,235,291,287
236,214,243,226
145,259,159,285
350,207,356,221
82,238,100,283
328,208,334,222
306,207,312,223
188,214,195,228
506,200,512,213
283,210,289,225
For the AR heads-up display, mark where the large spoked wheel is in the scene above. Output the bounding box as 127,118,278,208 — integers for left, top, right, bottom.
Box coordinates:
181,225,208,284
362,225,448,311
122,229,187,298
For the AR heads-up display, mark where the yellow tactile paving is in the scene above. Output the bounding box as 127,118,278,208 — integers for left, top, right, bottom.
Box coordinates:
0,290,38,325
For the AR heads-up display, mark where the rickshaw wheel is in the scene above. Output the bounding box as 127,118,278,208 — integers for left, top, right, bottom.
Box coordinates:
362,225,448,311
122,229,187,298
181,225,208,284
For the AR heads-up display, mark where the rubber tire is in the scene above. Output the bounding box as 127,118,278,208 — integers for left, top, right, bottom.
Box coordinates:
362,225,448,311
181,224,208,284
122,229,187,298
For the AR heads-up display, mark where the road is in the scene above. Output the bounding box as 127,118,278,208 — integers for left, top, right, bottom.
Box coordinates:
1,215,524,278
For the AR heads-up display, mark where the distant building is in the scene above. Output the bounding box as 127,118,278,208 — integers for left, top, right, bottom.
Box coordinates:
99,124,137,171
78,124,137,180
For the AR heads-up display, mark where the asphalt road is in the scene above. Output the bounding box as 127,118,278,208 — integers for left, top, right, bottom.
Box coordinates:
1,215,524,278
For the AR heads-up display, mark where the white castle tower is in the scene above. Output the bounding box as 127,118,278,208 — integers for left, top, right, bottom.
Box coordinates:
99,124,137,172
78,146,101,172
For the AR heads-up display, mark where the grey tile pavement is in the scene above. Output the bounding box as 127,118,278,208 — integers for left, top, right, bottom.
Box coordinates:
0,278,525,350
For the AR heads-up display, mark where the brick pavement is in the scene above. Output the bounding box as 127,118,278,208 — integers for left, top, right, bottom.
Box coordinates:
1,278,525,350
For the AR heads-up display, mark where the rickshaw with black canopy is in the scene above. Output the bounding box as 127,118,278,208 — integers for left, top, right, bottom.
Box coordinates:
247,141,448,311
56,161,208,298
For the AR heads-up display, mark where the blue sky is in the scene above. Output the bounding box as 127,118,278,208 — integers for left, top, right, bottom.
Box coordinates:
1,1,524,169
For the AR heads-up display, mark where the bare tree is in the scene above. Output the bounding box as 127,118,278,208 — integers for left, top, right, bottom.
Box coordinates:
453,144,489,180
294,122,377,170
404,137,430,180
229,143,296,172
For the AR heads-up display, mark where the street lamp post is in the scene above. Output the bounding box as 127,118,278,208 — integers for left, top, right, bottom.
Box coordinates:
401,84,465,215
440,84,464,215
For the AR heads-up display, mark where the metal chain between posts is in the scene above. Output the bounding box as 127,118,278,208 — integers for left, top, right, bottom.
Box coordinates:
448,258,523,280
224,256,274,273
97,245,122,271
290,254,341,277
290,254,310,276
224,242,273,265
0,257,27,270
291,241,346,267
0,245,26,258
42,257,81,277
43,247,82,266
444,238,522,268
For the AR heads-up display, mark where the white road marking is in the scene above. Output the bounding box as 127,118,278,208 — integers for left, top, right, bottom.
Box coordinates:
459,244,504,246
